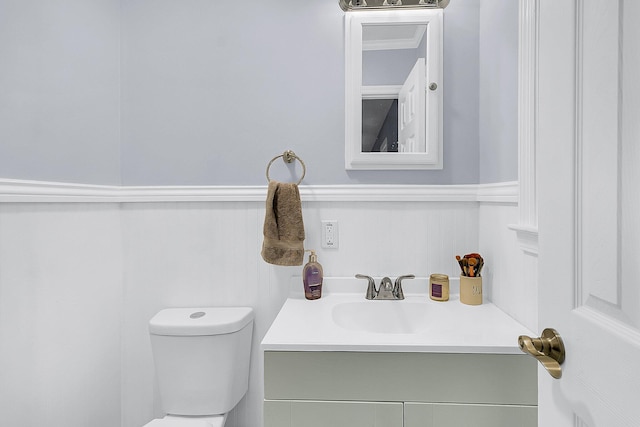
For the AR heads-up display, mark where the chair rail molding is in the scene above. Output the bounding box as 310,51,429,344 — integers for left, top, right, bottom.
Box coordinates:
0,178,518,204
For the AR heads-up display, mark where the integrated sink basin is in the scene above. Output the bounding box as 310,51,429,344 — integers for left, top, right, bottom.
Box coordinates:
332,301,431,334
261,277,535,354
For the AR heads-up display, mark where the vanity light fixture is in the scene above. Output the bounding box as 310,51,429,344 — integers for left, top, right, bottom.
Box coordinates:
339,0,449,11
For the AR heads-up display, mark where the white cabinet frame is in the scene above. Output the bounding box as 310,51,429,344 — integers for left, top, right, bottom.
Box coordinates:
345,10,443,170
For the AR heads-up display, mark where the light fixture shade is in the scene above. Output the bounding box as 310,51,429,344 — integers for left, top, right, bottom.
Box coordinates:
339,0,449,12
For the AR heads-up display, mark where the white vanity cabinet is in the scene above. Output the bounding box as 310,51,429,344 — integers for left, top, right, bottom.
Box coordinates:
264,351,537,427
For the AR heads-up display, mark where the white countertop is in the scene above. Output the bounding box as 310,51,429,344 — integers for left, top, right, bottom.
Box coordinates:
261,277,534,354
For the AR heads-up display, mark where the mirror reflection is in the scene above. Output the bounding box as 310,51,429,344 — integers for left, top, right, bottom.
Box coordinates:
345,10,442,170
361,23,427,153
362,99,398,152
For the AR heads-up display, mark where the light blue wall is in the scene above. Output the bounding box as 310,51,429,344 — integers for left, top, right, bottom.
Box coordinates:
120,1,345,185
0,0,510,186
121,0,482,185
0,0,122,185
478,0,519,183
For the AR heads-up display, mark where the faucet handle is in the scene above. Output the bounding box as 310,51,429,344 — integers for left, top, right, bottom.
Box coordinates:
356,274,377,300
393,274,415,300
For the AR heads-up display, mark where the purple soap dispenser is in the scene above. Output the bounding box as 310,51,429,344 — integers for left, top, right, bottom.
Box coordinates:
303,250,323,300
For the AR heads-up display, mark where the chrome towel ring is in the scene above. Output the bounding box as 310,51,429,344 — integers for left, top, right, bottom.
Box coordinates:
266,150,306,184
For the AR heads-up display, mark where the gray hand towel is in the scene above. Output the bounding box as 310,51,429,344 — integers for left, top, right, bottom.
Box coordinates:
261,181,305,266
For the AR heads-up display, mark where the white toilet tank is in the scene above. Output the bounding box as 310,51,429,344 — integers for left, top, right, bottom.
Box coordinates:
149,307,254,416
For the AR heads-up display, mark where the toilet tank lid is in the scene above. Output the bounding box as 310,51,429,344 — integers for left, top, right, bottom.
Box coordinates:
149,307,254,336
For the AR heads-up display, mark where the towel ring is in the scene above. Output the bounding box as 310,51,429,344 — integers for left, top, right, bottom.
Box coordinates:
266,150,306,184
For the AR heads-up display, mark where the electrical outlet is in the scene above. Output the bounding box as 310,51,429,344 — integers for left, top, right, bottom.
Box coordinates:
321,220,339,249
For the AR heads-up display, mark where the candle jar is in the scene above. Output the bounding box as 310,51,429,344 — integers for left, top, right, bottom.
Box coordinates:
429,274,450,301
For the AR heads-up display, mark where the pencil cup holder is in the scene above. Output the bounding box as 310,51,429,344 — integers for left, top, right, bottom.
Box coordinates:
460,276,483,305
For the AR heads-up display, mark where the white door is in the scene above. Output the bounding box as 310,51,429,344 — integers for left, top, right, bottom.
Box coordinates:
536,1,640,426
398,58,425,153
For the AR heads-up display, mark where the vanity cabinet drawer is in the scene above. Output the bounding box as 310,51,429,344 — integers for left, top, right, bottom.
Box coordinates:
264,400,403,427
404,402,536,427
264,351,537,405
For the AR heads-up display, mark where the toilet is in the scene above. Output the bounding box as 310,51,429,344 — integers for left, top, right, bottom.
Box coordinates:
143,307,254,427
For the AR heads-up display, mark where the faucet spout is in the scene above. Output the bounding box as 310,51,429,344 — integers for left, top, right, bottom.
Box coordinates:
375,277,395,300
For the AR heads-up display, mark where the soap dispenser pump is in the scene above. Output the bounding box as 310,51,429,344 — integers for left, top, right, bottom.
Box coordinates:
303,250,323,300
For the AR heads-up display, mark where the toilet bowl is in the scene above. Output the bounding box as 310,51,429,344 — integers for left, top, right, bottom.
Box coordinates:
142,307,254,427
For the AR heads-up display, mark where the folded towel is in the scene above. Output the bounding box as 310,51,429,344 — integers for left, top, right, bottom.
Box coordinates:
261,181,305,266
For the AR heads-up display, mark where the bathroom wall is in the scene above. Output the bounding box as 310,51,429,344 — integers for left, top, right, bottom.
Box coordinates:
0,0,122,185
120,0,480,185
1,0,482,186
0,1,525,427
122,198,481,427
0,203,123,425
478,202,538,330
478,0,519,183
0,195,483,427
0,191,533,427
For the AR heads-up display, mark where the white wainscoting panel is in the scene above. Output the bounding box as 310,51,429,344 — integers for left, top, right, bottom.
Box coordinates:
119,199,479,427
479,202,537,331
0,181,524,427
0,203,123,427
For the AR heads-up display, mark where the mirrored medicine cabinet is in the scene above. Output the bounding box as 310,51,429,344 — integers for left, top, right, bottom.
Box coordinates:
345,10,443,170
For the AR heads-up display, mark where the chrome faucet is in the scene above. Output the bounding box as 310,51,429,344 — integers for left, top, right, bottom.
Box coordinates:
356,274,415,300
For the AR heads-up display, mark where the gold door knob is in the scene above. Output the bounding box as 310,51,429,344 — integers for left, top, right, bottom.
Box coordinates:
518,328,566,379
